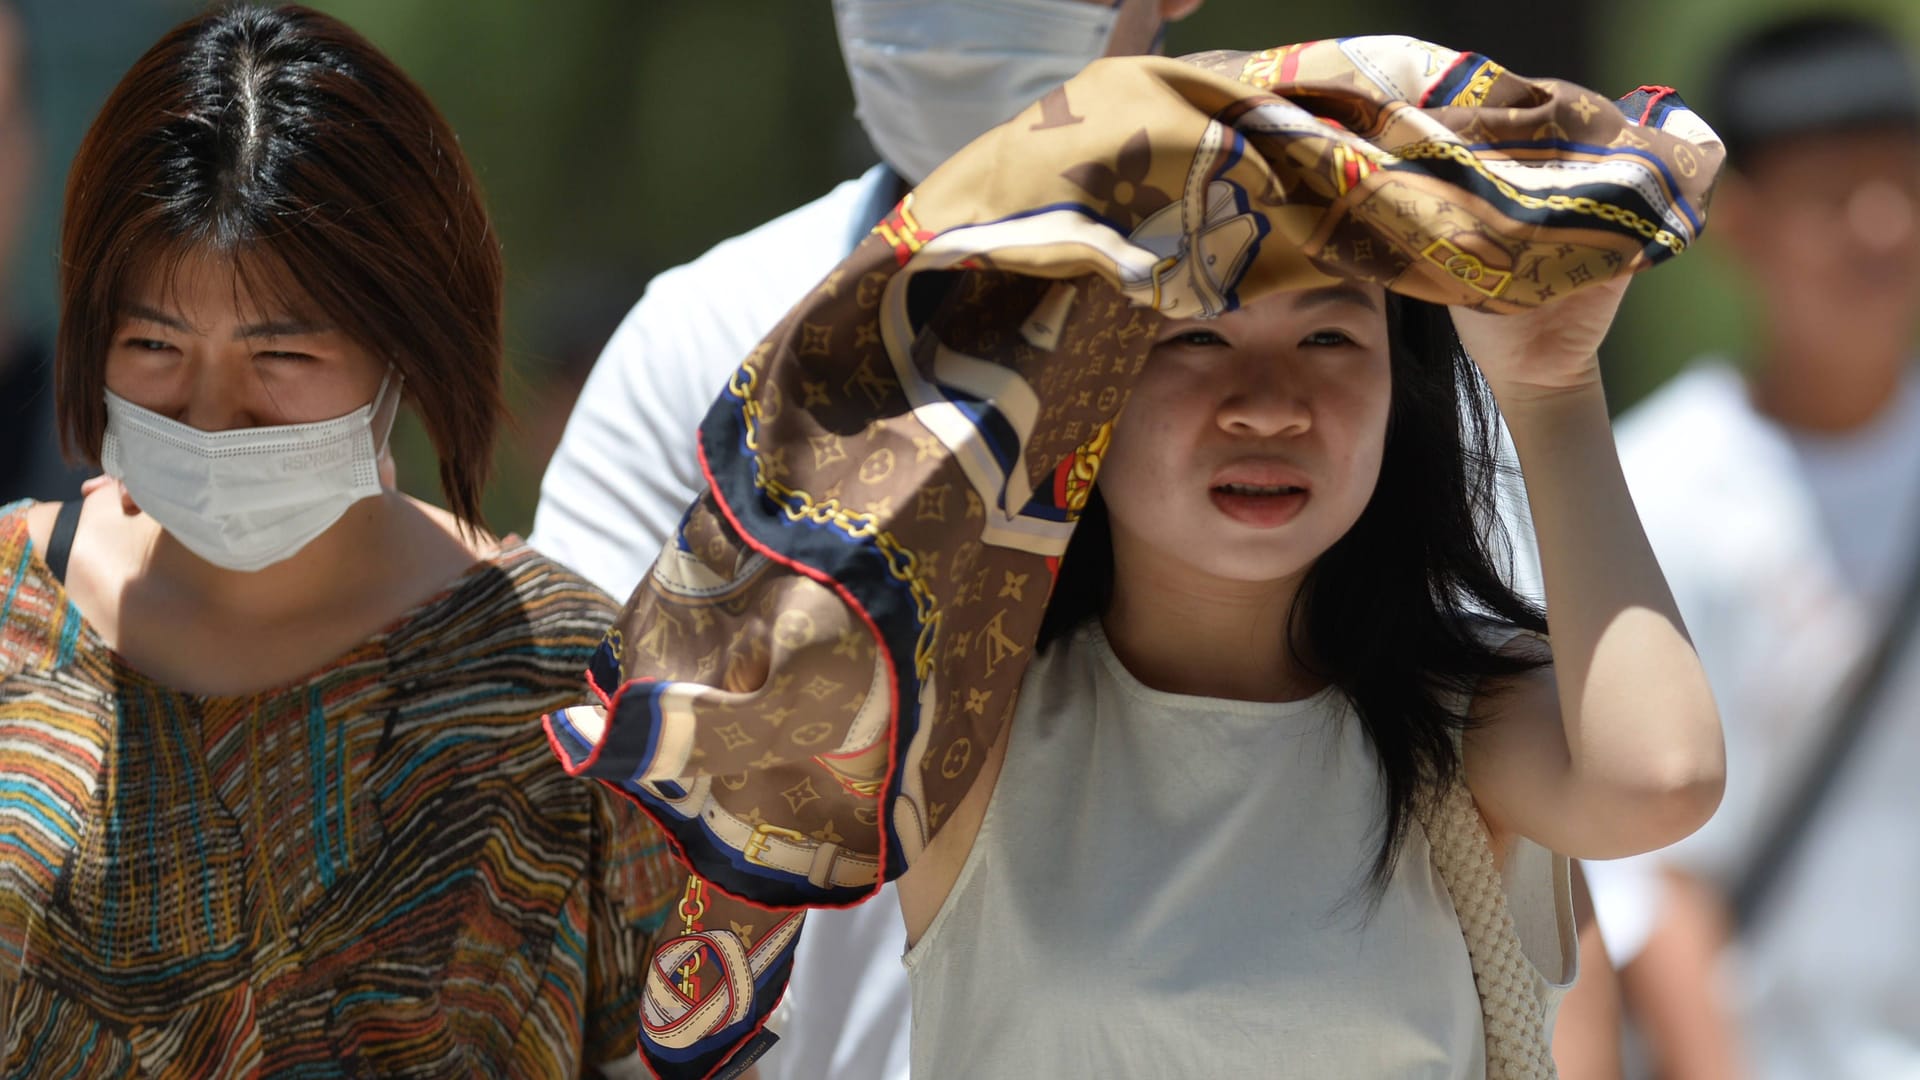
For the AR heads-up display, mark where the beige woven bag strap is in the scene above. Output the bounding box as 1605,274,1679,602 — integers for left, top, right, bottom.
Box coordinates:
1423,774,1559,1079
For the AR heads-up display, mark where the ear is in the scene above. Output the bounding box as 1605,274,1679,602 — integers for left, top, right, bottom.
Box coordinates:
1159,0,1205,21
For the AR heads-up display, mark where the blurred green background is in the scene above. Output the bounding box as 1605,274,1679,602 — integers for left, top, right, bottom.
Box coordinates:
13,0,1920,534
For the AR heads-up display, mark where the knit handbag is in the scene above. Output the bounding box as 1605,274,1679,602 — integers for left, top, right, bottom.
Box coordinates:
1426,774,1561,1078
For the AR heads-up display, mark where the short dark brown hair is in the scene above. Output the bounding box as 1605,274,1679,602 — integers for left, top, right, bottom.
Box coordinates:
57,4,504,527
1708,13,1920,167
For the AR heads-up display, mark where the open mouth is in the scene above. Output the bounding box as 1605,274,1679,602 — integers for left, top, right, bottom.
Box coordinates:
1208,480,1310,527
1212,482,1306,497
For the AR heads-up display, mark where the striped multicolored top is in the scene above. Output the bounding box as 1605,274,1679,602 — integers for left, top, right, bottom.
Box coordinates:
0,501,676,1077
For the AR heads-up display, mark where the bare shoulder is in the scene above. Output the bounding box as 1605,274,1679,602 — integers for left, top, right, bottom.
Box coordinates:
405,495,503,563
1463,633,1561,854
24,485,149,570
1466,629,1556,717
22,500,57,553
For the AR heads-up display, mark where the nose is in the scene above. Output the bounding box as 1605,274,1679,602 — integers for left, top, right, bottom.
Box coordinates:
178,361,268,433
1215,354,1310,439
1847,178,1917,255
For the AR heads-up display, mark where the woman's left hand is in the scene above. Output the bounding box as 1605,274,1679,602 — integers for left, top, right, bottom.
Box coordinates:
1450,276,1630,402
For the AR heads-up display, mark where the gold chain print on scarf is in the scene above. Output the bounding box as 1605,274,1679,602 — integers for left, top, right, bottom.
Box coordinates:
544,35,1724,1080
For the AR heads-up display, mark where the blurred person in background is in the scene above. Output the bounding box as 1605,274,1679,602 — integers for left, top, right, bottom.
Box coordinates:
0,0,83,502
531,2,1205,1076
1587,12,1920,1077
0,6,678,1074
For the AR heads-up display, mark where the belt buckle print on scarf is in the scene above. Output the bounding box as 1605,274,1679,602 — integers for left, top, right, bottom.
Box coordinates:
544,34,1723,1080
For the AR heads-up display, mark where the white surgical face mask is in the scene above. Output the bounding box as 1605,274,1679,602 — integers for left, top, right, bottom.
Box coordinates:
100,367,404,572
833,0,1121,185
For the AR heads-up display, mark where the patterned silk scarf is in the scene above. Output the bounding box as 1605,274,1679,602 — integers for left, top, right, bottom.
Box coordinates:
546,36,1722,1079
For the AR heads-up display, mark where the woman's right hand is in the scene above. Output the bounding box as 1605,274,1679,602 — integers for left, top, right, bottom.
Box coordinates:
1449,276,1630,406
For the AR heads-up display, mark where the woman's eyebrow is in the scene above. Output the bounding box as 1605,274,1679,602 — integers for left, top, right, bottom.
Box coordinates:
237,318,333,339
122,303,191,332
120,303,332,339
1292,284,1382,313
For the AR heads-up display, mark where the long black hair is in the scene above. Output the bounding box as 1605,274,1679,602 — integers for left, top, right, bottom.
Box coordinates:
1037,293,1549,889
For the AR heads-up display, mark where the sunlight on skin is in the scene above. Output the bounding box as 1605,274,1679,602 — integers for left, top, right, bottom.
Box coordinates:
1576,606,1720,786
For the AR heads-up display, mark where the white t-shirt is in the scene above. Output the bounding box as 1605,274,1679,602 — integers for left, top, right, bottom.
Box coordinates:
530,165,915,1080
1592,361,1920,1077
905,622,1574,1078
1785,376,1920,602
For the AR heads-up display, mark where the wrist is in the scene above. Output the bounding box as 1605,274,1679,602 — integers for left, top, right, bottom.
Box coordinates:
1488,370,1611,442
1483,357,1606,411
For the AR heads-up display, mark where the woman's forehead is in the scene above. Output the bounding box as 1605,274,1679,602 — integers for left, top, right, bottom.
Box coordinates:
120,246,324,327
1161,281,1386,329
1276,282,1385,314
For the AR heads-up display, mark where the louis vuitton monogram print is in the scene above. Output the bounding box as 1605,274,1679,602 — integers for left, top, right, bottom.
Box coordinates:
545,35,1723,1080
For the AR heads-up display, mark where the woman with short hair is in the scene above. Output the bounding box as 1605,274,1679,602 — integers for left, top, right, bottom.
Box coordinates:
0,6,672,1074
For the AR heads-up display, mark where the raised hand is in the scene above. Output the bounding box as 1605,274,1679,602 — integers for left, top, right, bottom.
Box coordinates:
1450,276,1631,403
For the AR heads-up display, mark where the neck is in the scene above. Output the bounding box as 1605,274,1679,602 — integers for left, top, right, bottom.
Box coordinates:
1101,548,1319,703
143,490,434,619
1750,334,1907,433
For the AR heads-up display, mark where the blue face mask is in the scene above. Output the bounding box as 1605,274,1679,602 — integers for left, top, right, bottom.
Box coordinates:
833,0,1122,186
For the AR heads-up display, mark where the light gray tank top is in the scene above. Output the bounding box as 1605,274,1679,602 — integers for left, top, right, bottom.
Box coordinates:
903,623,1574,1078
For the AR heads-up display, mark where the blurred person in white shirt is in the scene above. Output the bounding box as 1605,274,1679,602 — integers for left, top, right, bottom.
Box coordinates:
1589,13,1920,1078
531,3,1204,1076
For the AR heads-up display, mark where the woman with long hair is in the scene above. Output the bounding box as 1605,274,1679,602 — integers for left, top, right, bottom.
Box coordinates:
893,272,1709,1077
549,37,1727,1078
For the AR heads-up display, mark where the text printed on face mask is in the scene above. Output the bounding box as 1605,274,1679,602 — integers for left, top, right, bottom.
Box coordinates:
279,441,354,473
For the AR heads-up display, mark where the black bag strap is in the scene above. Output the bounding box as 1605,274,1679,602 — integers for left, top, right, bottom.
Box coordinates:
44,499,82,586
1730,540,1920,930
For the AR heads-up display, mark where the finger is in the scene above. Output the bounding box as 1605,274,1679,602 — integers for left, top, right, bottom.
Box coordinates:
79,474,112,496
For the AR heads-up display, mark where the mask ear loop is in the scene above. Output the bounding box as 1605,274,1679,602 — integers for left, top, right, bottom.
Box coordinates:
369,365,406,459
